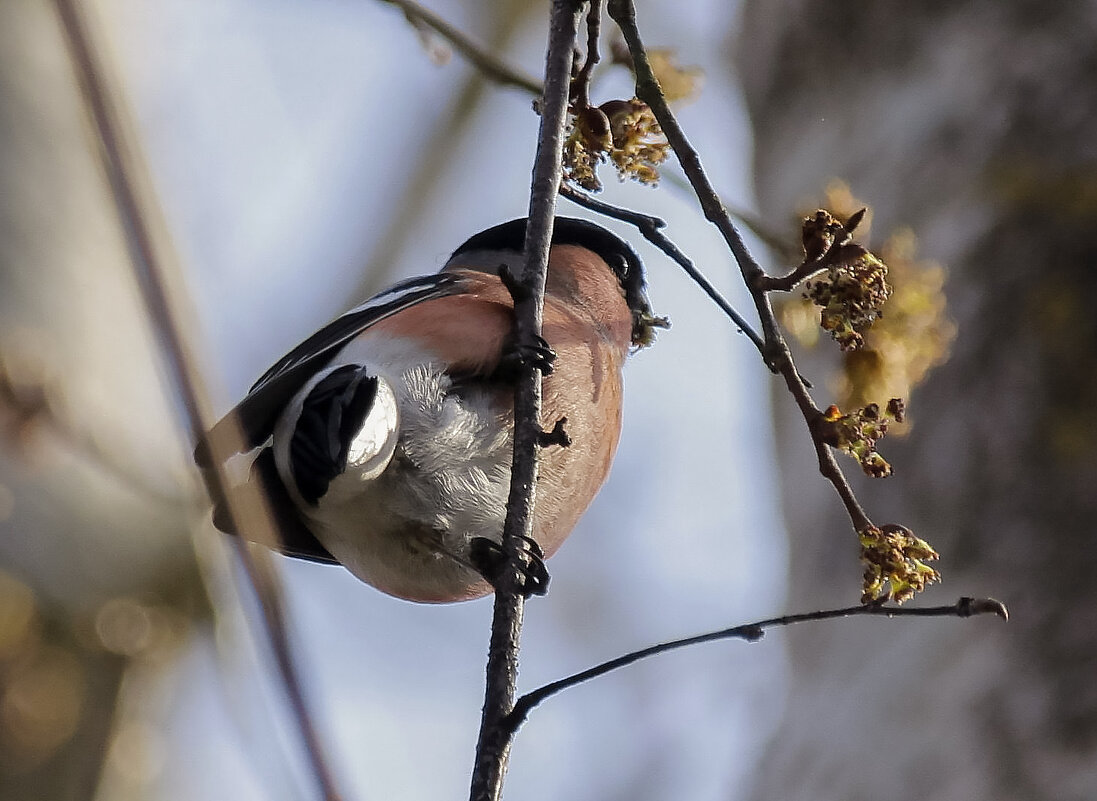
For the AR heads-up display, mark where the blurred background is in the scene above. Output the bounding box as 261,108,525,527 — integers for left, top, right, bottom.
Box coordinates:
0,1,1093,800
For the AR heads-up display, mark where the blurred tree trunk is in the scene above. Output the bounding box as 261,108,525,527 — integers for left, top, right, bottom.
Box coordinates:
1,3,205,799
734,3,1097,799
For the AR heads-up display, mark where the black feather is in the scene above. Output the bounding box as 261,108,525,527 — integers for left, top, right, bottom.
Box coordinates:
211,448,338,564
195,273,461,467
449,216,650,319
290,366,379,505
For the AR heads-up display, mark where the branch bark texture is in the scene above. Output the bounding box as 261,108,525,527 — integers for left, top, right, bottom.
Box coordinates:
469,2,583,800
607,0,873,536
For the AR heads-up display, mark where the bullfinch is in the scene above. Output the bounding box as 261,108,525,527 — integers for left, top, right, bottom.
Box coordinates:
197,217,661,603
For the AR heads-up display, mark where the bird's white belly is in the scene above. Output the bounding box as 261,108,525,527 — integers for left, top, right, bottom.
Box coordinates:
280,334,514,601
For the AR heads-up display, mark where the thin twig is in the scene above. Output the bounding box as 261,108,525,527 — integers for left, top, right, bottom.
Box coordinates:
571,0,603,108
468,3,583,801
379,0,543,94
348,6,531,301
52,4,342,800
607,2,767,283
758,208,867,292
377,0,796,275
559,183,766,354
607,0,872,535
504,596,1008,733
660,169,796,258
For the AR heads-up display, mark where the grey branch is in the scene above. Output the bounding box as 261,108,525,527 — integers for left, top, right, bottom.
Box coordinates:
468,2,584,801
380,0,543,94
607,0,874,535
52,3,343,799
505,597,1009,734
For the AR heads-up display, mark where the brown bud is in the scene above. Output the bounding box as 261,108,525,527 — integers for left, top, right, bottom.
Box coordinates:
575,106,612,151
802,209,840,260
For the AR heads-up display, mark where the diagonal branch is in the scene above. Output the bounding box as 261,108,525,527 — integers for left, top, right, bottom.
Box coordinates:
559,183,765,355
350,2,534,301
379,0,789,273
51,4,343,800
607,0,874,536
504,596,1008,733
379,0,786,283
379,0,543,94
0,354,191,506
469,2,584,801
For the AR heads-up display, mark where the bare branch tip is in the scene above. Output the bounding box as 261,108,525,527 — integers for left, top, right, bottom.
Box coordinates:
537,417,572,448
960,596,1010,621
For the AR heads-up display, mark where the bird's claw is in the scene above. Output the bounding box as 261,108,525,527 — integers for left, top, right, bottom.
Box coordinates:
470,535,550,598
500,333,556,376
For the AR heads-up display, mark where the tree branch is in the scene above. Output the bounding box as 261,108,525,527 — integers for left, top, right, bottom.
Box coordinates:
0,352,190,506
607,0,875,538
468,2,583,800
558,183,766,355
379,0,543,94
571,0,603,108
378,0,790,274
52,4,342,799
756,208,867,292
349,3,534,303
505,596,1008,733
379,0,798,278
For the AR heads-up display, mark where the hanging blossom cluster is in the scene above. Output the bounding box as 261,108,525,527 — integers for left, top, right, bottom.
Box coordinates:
563,98,669,191
561,42,700,192
780,185,955,411
800,210,893,351
860,523,941,604
789,206,945,602
818,398,906,478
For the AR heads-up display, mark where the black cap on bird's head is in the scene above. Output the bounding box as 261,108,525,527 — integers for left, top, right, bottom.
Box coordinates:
448,217,665,347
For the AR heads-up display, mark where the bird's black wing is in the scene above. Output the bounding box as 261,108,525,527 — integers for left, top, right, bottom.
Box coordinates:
210,447,340,564
195,272,464,467
196,272,466,564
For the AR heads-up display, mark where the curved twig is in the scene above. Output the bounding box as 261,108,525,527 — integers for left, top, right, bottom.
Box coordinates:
559,183,767,355
504,596,1008,734
607,0,873,535
379,0,542,94
571,0,603,108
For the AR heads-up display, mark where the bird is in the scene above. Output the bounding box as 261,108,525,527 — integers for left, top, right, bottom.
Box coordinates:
196,217,663,603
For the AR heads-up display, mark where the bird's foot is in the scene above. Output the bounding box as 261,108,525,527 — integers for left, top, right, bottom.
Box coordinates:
470,535,550,597
498,332,556,377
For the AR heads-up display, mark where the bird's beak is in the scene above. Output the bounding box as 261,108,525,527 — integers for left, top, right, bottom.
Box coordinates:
630,287,670,348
